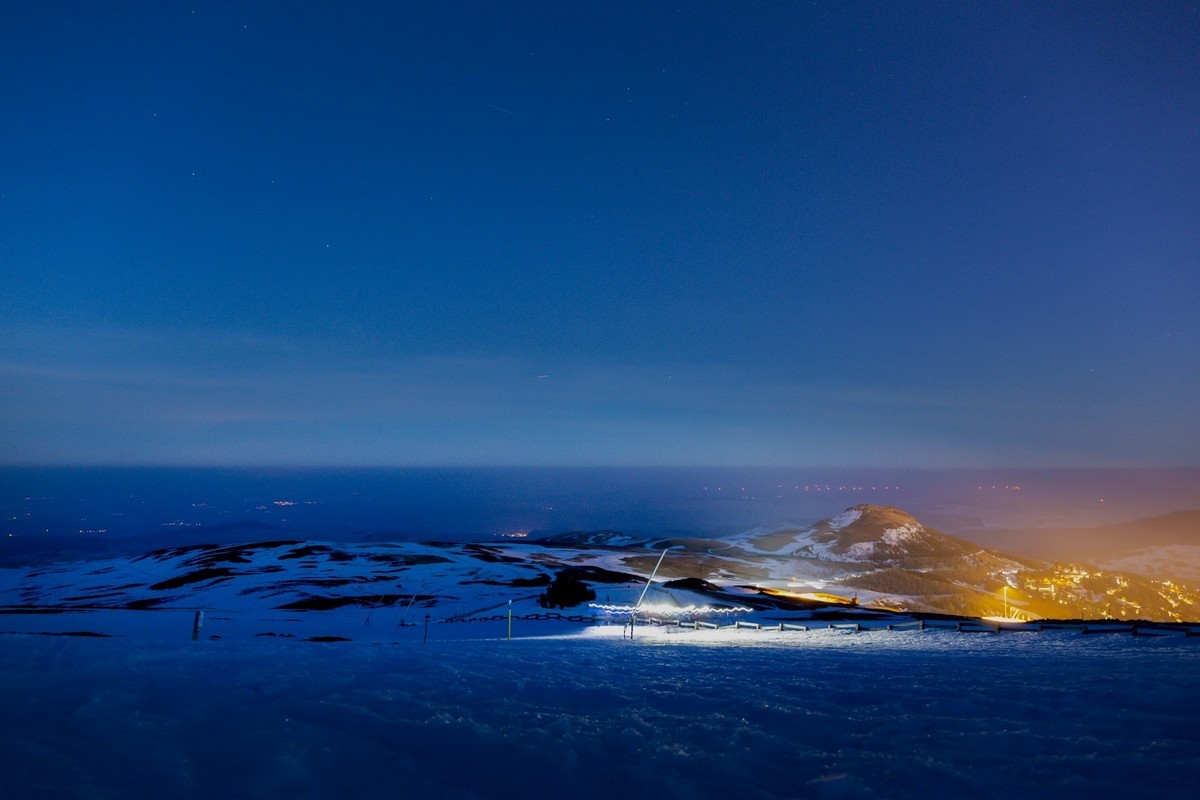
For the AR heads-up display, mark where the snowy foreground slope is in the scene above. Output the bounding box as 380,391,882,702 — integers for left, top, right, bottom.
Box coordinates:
1,631,1198,800
2,504,1199,799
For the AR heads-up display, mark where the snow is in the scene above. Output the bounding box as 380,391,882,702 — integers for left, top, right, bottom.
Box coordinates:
828,508,863,529
766,518,920,562
844,541,877,559
1,537,836,630
1,630,1197,799
1102,545,1200,586
3,515,1199,798
880,523,921,546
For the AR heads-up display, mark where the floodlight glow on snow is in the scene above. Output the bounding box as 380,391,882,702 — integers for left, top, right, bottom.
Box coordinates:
589,603,753,616
759,587,856,605
594,546,753,617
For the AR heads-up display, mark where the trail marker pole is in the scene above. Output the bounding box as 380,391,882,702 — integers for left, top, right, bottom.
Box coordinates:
507,600,513,640
191,610,204,641
423,613,430,644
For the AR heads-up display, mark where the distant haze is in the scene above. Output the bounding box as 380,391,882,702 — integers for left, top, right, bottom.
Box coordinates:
2,467,1196,564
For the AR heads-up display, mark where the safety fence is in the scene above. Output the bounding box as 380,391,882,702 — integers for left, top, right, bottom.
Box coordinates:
646,617,1200,637
168,607,1198,641
439,611,599,625
592,615,1199,637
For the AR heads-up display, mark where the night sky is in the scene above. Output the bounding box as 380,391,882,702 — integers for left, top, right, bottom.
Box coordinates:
2,2,1197,467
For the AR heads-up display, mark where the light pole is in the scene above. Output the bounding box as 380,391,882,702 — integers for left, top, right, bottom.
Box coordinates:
635,547,674,611
629,546,678,641
1003,585,1009,619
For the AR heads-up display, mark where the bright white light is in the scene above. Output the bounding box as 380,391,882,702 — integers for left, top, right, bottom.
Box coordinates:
589,603,753,616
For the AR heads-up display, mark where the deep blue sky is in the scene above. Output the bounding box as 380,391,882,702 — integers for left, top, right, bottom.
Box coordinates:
2,1,1197,467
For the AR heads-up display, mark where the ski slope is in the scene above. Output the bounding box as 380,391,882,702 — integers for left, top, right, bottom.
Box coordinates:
1,629,1196,799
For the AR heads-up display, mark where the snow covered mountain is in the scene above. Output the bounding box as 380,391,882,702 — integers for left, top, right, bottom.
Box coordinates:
730,505,993,564
728,505,1196,621
1101,545,1200,587
962,510,1200,587
2,505,1197,632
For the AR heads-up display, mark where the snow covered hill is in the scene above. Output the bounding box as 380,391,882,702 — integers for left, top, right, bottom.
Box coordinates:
730,505,992,563
962,509,1200,566
1100,545,1200,587
2,505,1197,632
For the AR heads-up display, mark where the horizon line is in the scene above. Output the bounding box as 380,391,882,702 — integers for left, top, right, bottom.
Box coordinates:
3,462,1198,472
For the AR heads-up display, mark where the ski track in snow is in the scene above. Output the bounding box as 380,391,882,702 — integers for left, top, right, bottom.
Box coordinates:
1,630,1197,800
